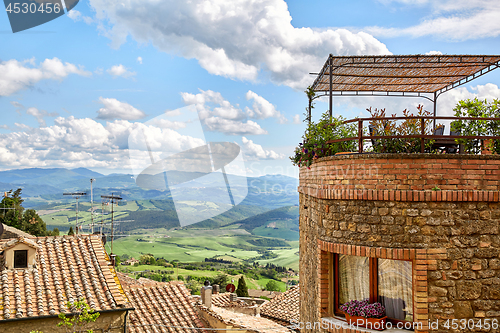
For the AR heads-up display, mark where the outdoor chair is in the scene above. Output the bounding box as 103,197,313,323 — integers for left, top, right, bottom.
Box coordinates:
368,125,380,150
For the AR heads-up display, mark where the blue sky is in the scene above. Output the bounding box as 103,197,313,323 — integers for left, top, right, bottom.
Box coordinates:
1,0,500,178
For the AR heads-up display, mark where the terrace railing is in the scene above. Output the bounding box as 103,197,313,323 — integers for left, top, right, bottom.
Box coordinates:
326,116,500,154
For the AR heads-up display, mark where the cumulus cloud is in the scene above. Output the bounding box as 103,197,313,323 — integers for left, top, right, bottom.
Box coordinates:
96,97,147,120
26,107,59,127
245,90,286,123
107,64,136,78
293,114,302,124
241,137,285,160
0,58,91,96
67,9,94,24
181,89,267,135
137,57,143,64
0,117,204,169
367,0,500,40
89,0,390,89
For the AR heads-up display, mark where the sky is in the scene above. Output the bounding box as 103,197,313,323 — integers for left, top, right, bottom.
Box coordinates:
1,0,500,179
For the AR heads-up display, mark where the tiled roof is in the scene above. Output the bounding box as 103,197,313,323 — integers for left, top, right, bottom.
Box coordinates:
208,305,290,333
211,293,255,308
0,236,39,251
260,285,299,324
0,225,32,240
125,282,207,333
0,235,130,320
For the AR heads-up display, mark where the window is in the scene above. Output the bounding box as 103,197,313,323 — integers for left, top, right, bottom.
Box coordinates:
14,250,28,268
334,254,413,323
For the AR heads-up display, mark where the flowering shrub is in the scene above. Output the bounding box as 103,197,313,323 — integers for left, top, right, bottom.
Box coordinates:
340,299,386,318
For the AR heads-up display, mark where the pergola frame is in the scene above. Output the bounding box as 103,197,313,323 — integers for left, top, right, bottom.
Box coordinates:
309,54,500,125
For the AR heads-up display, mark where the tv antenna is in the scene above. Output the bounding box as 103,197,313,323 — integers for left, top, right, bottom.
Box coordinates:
100,194,122,261
90,179,96,233
63,192,87,235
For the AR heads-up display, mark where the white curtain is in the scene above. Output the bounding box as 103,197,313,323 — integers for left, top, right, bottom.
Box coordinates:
338,255,370,305
378,259,413,321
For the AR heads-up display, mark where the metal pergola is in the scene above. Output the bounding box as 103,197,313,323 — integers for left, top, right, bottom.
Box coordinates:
309,54,500,124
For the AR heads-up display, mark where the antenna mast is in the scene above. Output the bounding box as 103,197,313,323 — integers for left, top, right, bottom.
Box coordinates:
101,193,122,262
90,179,96,233
63,192,87,235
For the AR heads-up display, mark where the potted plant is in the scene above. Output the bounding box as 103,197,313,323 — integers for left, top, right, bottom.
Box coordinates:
340,299,387,331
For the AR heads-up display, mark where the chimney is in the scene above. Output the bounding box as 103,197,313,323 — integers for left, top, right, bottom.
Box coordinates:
212,284,220,294
201,280,212,309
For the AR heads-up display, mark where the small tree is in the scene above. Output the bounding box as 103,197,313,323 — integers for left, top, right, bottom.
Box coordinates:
68,226,75,236
265,280,280,291
236,276,249,297
57,299,100,333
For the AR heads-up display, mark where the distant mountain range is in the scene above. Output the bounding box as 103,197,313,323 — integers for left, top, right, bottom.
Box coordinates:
0,167,299,209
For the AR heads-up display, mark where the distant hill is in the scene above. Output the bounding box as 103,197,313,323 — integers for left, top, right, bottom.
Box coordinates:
227,205,299,231
0,167,103,185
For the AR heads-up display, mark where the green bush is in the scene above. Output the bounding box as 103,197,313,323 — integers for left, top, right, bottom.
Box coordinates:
451,98,500,154
367,105,435,153
290,111,358,168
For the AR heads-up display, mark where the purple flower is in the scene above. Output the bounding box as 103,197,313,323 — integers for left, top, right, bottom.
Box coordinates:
340,299,386,318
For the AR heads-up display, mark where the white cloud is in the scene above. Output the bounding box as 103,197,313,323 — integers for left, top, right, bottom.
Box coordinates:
367,0,500,40
425,51,442,55
107,64,136,78
241,137,285,160
67,9,94,24
26,107,59,127
0,58,91,96
293,114,302,124
204,118,267,135
245,90,286,123
96,97,147,120
11,101,24,115
89,0,390,89
137,57,143,64
0,116,204,169
181,89,267,135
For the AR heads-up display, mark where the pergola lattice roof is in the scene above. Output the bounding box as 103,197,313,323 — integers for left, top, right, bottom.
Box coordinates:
311,55,500,97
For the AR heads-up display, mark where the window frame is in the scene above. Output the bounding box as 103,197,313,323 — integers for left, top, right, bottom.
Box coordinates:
333,253,414,325
14,249,28,268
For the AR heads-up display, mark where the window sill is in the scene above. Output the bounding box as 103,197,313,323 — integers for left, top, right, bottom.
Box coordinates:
322,317,413,333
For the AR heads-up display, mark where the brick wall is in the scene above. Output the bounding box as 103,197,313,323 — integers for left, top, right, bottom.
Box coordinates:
300,153,500,192
299,154,500,333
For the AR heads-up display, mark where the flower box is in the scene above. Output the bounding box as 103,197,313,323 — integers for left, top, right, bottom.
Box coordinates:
345,313,387,331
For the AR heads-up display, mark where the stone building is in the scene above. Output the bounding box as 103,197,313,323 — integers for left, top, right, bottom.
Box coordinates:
0,235,132,332
299,153,500,332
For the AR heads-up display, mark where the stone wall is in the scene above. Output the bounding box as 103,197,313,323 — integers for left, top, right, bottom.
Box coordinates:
299,154,500,333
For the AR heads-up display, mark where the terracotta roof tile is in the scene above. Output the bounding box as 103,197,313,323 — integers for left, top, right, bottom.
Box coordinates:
125,282,207,333
0,235,130,321
260,285,299,324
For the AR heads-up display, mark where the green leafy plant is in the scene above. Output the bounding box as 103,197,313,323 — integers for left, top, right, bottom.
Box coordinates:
57,299,100,333
431,186,441,191
367,105,436,153
290,110,358,168
451,98,500,154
